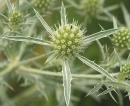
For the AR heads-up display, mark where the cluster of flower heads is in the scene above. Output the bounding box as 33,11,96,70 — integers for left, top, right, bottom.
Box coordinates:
80,0,102,18
31,0,53,13
51,23,86,59
118,62,130,81
112,27,130,49
9,10,23,30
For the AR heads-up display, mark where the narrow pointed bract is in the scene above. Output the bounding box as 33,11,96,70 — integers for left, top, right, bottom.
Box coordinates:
62,60,72,106
34,9,54,35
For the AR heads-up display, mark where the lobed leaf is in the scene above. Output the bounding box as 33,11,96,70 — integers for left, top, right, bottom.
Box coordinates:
77,55,117,82
62,60,72,106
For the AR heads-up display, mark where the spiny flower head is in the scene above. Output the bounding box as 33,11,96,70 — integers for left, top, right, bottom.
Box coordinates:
120,62,130,75
118,62,130,81
112,27,130,49
31,0,53,13
51,23,86,59
80,0,102,18
9,10,23,30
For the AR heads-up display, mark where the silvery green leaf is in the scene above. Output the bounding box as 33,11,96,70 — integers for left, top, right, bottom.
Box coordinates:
87,82,102,96
96,40,105,60
113,16,118,29
6,0,13,13
84,28,119,44
45,53,57,63
109,92,118,103
0,13,8,20
3,36,50,46
77,55,117,82
34,9,54,35
105,4,119,12
105,81,130,89
121,3,130,27
98,87,114,96
60,2,67,26
62,60,72,106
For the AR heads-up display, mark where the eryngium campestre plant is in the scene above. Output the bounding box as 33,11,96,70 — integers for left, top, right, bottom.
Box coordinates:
2,2,118,106
33,3,118,106
112,27,130,49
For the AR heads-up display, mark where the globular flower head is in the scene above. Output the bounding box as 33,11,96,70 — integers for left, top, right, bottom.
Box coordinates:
31,0,53,13
80,0,102,18
118,62,130,81
112,27,130,49
9,10,23,30
51,23,86,59
120,62,130,75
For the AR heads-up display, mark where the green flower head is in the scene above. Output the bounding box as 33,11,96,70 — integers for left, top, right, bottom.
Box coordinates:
80,0,102,18
9,10,23,30
51,23,86,59
118,62,130,81
112,27,130,49
31,0,53,13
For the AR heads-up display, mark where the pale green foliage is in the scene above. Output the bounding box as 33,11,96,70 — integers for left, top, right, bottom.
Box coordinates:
0,0,130,106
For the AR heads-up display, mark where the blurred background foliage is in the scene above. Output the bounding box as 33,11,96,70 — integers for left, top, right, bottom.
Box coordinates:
0,0,130,106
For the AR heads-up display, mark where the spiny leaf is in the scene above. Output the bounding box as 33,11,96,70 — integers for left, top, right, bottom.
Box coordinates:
106,81,130,89
3,36,50,46
87,82,102,96
45,53,57,63
60,2,67,26
98,87,114,96
84,28,119,44
62,60,72,106
121,3,130,27
113,16,118,29
34,9,54,35
77,55,117,82
6,0,13,13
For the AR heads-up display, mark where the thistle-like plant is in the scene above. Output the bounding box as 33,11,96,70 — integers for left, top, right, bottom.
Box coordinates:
2,2,119,106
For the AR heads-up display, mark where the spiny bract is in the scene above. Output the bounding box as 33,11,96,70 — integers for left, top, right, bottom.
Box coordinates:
112,27,130,49
51,24,86,59
9,10,22,30
31,0,52,13
80,0,102,18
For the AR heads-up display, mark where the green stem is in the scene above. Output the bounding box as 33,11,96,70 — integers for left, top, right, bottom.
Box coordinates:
19,66,118,79
19,52,52,65
0,61,18,77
